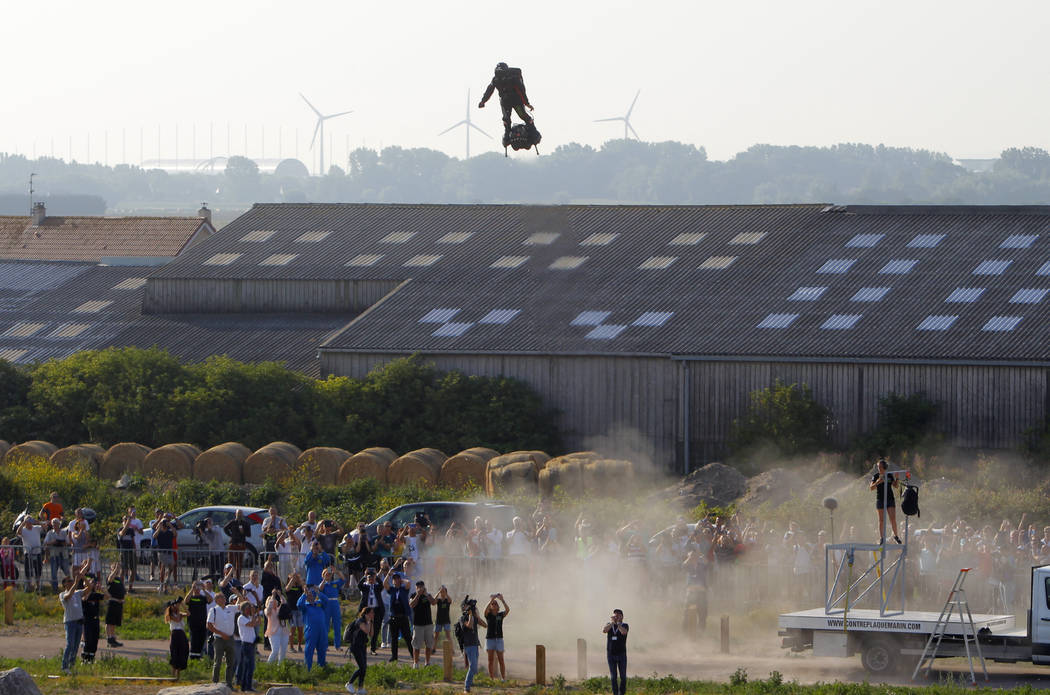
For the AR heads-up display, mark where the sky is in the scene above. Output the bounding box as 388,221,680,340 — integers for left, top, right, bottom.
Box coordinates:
2,0,1048,172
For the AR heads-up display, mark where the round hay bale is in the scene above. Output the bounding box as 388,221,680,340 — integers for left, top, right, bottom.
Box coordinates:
539,456,588,498
100,442,151,479
50,444,105,474
141,443,200,479
297,447,351,485
193,442,251,484
243,441,302,485
338,447,396,485
583,459,635,496
484,451,550,495
387,448,447,486
487,458,539,496
3,440,58,465
439,447,498,489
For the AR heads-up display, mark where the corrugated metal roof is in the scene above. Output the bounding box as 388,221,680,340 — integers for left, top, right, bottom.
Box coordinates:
0,215,210,262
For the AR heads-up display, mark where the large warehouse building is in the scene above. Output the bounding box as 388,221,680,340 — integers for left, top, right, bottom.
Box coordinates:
127,202,1050,471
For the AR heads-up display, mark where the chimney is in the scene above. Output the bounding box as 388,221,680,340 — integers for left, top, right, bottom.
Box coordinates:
198,202,212,225
31,202,46,226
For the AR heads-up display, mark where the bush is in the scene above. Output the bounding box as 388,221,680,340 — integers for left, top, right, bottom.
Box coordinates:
852,391,941,459
729,380,834,460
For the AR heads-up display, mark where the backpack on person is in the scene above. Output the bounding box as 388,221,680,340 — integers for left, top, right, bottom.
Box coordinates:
901,484,920,517
343,619,360,645
453,619,464,649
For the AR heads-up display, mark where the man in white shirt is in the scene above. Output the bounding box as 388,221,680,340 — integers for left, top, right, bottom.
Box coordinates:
65,509,90,536
505,517,533,556
261,507,288,554
19,517,43,591
44,518,70,592
207,593,240,690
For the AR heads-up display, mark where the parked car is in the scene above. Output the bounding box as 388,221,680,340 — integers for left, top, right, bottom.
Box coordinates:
140,505,267,568
365,501,516,537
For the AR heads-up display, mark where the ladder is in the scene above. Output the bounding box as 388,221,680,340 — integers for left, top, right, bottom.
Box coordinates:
912,568,988,683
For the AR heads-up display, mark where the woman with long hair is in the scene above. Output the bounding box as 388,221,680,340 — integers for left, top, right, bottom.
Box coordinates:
483,593,510,680
265,588,289,663
165,598,189,680
344,606,374,694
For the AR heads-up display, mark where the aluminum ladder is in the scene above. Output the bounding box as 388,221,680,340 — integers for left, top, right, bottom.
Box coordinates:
912,568,988,683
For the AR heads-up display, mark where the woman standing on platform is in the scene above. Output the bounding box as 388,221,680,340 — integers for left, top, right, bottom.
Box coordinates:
870,459,902,544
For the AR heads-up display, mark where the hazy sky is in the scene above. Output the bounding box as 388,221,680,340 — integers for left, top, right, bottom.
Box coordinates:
3,0,1047,171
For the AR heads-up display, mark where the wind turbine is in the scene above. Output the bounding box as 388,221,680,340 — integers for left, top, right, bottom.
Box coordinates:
300,93,352,175
595,89,641,140
438,89,491,159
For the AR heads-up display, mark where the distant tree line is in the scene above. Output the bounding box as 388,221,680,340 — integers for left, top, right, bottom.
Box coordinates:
2,142,1050,212
0,349,562,455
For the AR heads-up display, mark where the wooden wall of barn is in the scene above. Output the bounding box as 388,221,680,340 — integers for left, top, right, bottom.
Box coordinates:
143,278,400,313
321,352,680,469
322,351,1048,472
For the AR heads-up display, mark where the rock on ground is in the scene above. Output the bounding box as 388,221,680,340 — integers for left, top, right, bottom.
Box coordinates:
266,687,304,695
654,462,748,510
157,684,232,695
0,668,42,695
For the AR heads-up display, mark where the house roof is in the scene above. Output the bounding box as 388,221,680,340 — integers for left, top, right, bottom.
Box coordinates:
0,214,212,262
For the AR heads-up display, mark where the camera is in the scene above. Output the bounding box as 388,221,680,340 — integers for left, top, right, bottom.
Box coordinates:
463,596,478,612
415,511,430,529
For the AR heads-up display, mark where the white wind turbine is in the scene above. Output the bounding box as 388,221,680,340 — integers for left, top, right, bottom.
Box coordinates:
300,93,353,175
438,89,491,159
594,89,641,140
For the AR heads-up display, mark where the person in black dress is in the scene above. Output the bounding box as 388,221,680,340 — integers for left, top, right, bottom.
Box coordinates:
165,598,189,679
870,458,902,544
104,564,125,647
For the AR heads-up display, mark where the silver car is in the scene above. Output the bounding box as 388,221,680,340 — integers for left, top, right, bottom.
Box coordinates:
140,505,267,568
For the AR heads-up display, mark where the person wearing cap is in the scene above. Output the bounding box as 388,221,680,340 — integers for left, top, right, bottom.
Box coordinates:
297,584,328,670
409,580,436,667
319,566,346,649
358,567,385,654
603,609,629,695
383,570,413,662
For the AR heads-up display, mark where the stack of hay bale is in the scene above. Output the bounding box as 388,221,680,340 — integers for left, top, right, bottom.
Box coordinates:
338,447,397,484
193,442,252,484
440,447,498,489
297,447,351,485
243,442,302,484
99,442,152,479
2,440,57,465
387,448,447,486
485,451,550,496
50,444,106,474
141,443,201,479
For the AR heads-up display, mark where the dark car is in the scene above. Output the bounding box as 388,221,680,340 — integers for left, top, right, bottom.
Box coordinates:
365,501,516,537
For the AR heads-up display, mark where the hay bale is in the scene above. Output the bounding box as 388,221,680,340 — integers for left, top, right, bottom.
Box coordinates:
338,447,396,485
243,441,302,484
2,440,58,465
484,451,550,496
141,443,200,480
193,442,251,484
387,448,446,486
297,447,351,485
50,444,105,474
583,459,635,496
439,447,498,489
487,458,539,496
100,442,151,479
539,456,588,498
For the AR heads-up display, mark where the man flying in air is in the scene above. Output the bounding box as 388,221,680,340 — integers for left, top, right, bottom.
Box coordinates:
479,62,535,146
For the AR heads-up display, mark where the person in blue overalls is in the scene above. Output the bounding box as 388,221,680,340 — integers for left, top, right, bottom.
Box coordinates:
297,585,328,670
318,566,346,649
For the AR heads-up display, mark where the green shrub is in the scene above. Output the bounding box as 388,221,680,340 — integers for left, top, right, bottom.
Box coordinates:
729,380,834,461
851,391,941,459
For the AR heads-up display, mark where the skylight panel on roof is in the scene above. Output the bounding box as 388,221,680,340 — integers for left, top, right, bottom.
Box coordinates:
586,324,627,340
478,309,521,325
788,286,827,301
549,256,588,270
821,314,862,330
260,254,298,266
638,256,678,270
380,231,417,244
49,323,90,339
1037,261,1050,276
490,255,529,269
404,254,442,267
571,311,611,326
946,287,985,303
698,255,737,270
432,322,473,337
203,253,242,266
907,234,946,248
346,254,384,267
982,315,1023,332
524,232,559,245
419,308,460,323
846,233,885,248
917,315,957,331
973,260,1012,275
3,322,46,338
74,300,113,314
112,277,147,290
757,313,798,329
817,258,856,274
437,232,474,244
729,232,766,245
1001,234,1038,249
669,232,706,246
879,259,919,275
632,311,674,327
851,287,891,302
295,231,332,243
580,233,619,246
0,349,27,362
1011,288,1049,304
240,230,276,242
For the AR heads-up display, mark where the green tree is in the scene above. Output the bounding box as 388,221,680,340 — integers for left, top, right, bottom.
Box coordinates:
853,392,941,459
729,379,834,459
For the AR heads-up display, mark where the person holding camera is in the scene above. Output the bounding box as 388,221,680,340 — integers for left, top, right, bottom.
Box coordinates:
45,517,70,593
81,575,104,663
155,517,177,593
345,606,374,695
459,596,486,693
484,593,510,680
265,588,289,664
224,510,252,581
165,597,189,679
297,584,329,670
198,517,225,577
58,560,92,675
284,570,306,652
18,516,43,592
261,507,288,555
434,585,453,651
384,570,414,662
236,600,261,692
185,580,212,660
410,580,436,667
207,592,239,690
104,563,126,648
319,566,346,649
342,522,373,583
358,566,385,654
603,609,629,695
